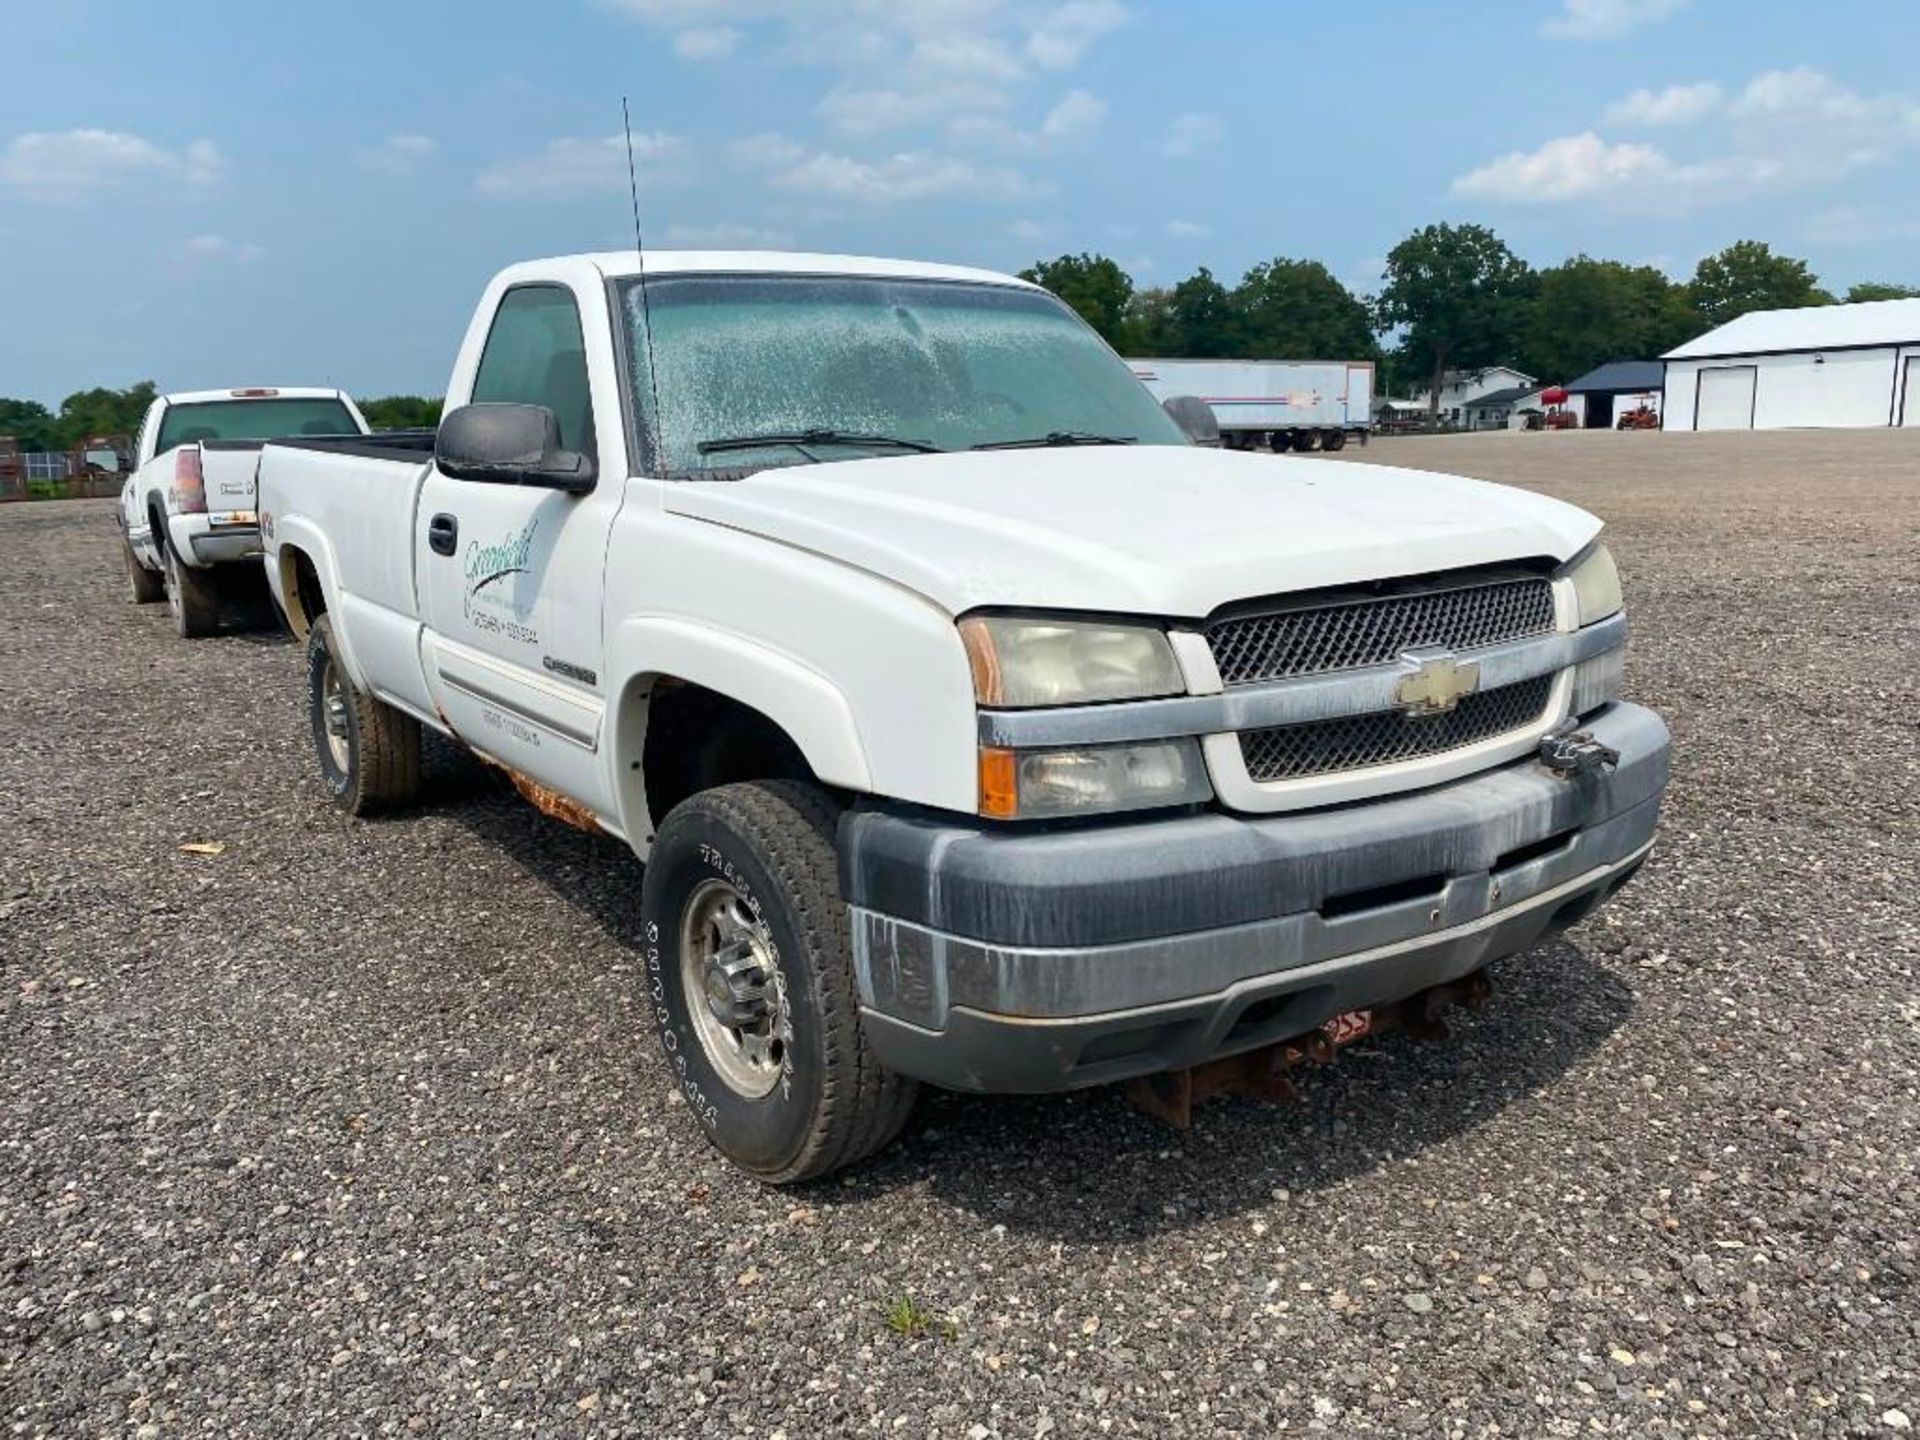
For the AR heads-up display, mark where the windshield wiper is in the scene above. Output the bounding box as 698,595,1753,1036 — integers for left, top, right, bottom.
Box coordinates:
972,431,1136,450
696,428,945,458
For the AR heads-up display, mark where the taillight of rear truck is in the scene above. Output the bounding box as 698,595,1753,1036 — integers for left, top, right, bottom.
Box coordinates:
171,447,207,514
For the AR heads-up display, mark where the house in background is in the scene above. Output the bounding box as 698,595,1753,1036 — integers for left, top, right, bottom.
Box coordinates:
1420,366,1537,426
1461,384,1539,430
1663,298,1920,431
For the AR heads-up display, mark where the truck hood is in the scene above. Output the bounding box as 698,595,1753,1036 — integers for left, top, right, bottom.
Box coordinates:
662,446,1600,618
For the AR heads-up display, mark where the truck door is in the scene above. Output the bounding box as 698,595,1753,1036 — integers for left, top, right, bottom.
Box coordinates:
417,281,623,820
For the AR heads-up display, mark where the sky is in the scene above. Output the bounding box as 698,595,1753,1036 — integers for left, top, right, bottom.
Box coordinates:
3,0,1919,404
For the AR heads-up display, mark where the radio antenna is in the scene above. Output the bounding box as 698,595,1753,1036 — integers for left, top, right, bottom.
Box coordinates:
623,96,663,469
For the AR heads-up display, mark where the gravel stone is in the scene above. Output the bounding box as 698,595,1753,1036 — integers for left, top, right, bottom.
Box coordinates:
2,429,1917,1437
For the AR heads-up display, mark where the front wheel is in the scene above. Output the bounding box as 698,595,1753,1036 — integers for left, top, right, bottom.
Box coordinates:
124,538,164,604
305,613,421,815
164,543,220,637
639,781,917,1183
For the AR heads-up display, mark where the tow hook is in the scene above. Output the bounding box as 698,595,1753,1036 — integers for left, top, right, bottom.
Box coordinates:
1126,970,1493,1130
1539,723,1621,777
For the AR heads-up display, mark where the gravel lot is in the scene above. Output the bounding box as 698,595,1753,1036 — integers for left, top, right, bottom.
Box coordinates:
2,429,1916,1438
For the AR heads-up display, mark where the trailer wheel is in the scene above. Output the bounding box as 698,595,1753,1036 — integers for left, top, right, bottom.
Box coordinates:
1267,431,1292,453
164,543,221,638
306,613,421,816
124,538,164,604
1322,429,1348,452
1291,429,1321,453
640,780,917,1183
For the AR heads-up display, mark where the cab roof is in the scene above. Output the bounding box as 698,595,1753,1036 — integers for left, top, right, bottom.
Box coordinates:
562,250,1041,289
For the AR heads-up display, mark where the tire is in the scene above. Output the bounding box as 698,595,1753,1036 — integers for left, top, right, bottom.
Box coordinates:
1322,429,1348,452
1267,430,1292,453
640,780,917,1183
124,537,164,604
163,542,221,638
305,613,421,816
1291,429,1321,453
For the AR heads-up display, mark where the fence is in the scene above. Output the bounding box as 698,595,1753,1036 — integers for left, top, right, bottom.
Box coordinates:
0,454,125,502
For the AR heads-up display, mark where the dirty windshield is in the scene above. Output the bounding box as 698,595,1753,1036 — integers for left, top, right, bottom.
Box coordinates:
619,273,1187,475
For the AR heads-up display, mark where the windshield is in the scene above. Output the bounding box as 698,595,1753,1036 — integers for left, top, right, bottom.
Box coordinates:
156,398,358,450
619,274,1187,474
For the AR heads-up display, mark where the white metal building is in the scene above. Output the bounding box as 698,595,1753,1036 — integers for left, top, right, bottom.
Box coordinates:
1664,299,1920,432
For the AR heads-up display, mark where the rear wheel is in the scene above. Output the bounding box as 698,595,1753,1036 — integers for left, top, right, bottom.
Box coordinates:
1322,429,1348,452
306,613,421,815
1291,429,1321,453
639,780,916,1183
164,543,220,637
1267,430,1292,453
124,538,163,604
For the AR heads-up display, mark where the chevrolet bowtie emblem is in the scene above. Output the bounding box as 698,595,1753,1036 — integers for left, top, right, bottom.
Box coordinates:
1396,652,1481,716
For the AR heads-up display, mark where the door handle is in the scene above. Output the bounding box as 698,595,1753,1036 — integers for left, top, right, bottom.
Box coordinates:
427,513,458,556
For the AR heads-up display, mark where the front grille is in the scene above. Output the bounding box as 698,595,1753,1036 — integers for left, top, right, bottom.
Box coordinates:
1208,574,1556,687
1238,675,1555,783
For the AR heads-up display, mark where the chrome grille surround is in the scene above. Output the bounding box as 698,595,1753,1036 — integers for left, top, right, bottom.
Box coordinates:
1207,573,1557,688
1237,675,1556,784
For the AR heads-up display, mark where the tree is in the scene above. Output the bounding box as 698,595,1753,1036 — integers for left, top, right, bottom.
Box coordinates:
1375,224,1534,418
358,395,444,431
1519,256,1701,381
0,397,62,451
1844,281,1920,304
1153,266,1239,357
1688,241,1831,329
54,381,158,446
1019,253,1134,348
1233,258,1375,361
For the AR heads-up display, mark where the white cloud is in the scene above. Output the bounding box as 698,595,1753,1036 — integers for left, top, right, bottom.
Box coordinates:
820,82,1007,138
1007,217,1055,242
475,132,681,196
1604,82,1722,127
1165,218,1210,238
767,146,1042,205
1039,88,1105,142
359,133,438,174
1452,132,1682,204
1025,0,1128,69
674,24,741,58
1804,204,1920,248
1457,68,1920,210
1159,112,1222,158
1542,0,1688,40
728,131,809,169
660,220,794,248
166,233,261,267
0,129,224,204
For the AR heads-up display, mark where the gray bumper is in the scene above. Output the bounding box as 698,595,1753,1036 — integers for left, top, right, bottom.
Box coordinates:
840,701,1670,1093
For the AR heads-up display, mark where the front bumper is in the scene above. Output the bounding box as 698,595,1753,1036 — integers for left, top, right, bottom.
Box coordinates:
841,701,1670,1093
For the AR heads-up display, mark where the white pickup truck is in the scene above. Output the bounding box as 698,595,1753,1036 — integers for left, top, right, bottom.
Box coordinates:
257,251,1670,1183
119,387,370,636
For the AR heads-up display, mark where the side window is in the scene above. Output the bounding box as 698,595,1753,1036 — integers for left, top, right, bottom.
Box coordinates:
470,285,594,454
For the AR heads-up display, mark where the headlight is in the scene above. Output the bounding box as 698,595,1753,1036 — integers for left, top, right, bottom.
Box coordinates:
979,739,1211,820
1563,542,1623,625
958,615,1184,708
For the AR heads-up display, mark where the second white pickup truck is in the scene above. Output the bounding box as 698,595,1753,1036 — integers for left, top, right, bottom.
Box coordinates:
119,387,369,636
258,251,1670,1183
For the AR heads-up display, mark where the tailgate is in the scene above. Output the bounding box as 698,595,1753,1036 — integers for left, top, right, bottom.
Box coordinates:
200,441,264,523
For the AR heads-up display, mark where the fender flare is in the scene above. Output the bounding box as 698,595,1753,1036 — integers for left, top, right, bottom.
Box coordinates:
270,517,368,686
606,616,872,831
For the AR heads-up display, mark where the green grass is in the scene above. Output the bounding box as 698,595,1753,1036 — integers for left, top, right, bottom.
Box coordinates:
880,1295,954,1340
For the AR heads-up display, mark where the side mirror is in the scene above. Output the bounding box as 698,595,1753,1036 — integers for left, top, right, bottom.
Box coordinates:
1162,395,1221,448
435,403,596,493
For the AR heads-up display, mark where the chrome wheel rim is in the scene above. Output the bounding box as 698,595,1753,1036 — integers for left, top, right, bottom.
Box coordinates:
319,659,351,773
679,877,788,1099
164,549,182,621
